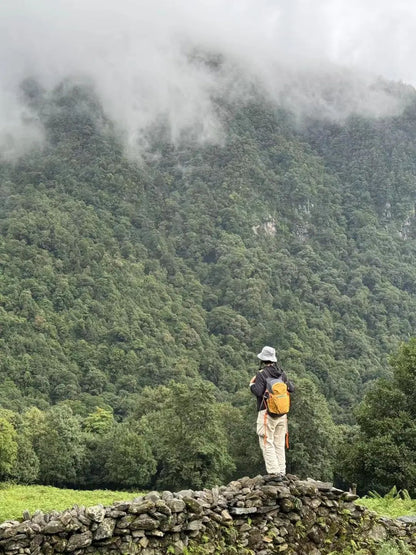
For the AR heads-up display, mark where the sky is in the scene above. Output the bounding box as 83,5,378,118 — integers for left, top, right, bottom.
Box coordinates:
1,0,416,155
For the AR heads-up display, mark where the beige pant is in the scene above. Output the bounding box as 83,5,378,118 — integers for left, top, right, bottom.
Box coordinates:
256,410,287,474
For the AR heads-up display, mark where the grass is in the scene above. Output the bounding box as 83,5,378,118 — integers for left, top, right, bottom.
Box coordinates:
0,483,144,523
357,487,416,519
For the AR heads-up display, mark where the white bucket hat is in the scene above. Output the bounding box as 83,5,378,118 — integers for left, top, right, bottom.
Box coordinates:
257,346,277,362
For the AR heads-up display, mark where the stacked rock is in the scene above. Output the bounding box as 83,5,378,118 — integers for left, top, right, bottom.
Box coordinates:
0,475,415,554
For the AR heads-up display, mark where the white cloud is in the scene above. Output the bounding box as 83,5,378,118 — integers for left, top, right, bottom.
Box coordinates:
1,0,416,155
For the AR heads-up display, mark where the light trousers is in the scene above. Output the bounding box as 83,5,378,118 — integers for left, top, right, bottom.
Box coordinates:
256,410,287,474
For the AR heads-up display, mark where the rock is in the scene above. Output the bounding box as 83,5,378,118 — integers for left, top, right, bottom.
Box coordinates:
106,509,127,518
280,498,295,513
59,511,74,526
341,492,359,502
113,500,131,510
397,515,416,523
130,515,160,530
53,537,68,551
116,514,135,528
177,490,194,498
155,500,171,516
31,511,45,526
221,509,233,521
94,518,116,540
303,498,321,509
186,520,204,531
261,485,279,497
367,523,388,542
43,519,67,534
230,507,258,515
168,539,186,554
139,536,149,547
148,529,165,537
144,491,161,502
74,513,90,527
86,505,106,523
292,482,318,496
30,534,43,549
167,499,186,513
0,522,18,539
0,536,30,551
41,541,54,555
277,486,292,499
306,478,333,491
182,497,204,514
162,491,173,501
257,505,279,513
239,523,251,532
66,531,93,551
129,500,155,514
264,474,284,484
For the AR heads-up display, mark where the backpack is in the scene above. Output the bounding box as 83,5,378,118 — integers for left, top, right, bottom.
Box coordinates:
264,375,290,416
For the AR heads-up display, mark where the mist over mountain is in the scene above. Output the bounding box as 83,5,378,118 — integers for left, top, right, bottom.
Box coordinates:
2,0,416,158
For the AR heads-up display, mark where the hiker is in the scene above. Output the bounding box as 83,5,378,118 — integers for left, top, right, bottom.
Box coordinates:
249,346,294,477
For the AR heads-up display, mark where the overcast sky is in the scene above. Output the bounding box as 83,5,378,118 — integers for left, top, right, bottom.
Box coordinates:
1,0,416,155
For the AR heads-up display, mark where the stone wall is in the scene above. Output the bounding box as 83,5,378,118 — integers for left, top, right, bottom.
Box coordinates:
1,474,415,554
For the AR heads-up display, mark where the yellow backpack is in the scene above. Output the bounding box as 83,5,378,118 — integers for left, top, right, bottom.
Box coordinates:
264,376,290,416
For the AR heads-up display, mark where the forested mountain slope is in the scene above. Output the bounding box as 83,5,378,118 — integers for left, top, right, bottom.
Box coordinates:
1,78,416,487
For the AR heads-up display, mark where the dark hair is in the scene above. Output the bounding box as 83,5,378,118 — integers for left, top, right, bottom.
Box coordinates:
259,360,275,369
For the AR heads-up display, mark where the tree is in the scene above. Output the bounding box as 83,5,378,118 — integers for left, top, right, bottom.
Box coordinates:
0,416,18,480
219,391,265,479
83,407,114,434
338,338,416,494
137,380,235,490
101,424,156,489
12,431,40,484
33,405,86,487
287,377,339,481
7,409,40,484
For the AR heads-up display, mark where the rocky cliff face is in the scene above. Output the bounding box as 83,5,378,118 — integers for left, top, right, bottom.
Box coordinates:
0,474,414,554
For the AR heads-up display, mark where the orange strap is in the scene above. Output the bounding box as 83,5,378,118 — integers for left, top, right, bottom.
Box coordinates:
286,416,289,449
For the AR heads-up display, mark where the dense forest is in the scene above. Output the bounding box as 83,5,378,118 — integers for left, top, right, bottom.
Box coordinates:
2,73,416,493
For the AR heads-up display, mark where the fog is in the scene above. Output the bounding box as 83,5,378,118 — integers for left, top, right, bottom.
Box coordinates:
1,0,416,156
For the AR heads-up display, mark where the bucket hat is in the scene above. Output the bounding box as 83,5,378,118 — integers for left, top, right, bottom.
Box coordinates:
257,346,277,362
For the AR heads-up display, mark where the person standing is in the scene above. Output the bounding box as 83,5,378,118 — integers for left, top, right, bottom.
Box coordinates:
250,346,294,477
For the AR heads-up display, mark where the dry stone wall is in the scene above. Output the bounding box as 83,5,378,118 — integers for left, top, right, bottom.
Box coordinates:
1,474,415,554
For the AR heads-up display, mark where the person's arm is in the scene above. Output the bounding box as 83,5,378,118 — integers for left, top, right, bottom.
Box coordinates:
282,371,295,393
250,370,266,398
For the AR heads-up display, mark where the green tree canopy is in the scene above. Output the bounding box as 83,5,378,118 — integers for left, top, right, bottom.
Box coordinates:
0,416,18,480
136,380,235,490
338,338,416,494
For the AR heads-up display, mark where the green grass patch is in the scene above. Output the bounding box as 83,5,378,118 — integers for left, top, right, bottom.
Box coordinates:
357,487,416,519
0,483,144,523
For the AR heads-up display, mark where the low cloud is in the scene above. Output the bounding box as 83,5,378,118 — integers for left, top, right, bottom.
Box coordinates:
1,0,416,156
